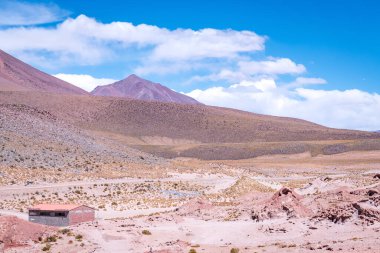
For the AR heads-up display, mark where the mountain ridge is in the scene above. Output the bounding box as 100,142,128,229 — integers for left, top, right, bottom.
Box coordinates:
0,49,88,95
91,74,200,105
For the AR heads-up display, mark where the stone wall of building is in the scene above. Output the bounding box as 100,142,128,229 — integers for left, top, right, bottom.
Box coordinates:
29,215,69,227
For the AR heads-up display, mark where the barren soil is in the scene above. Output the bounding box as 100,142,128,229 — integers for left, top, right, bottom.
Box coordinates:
1,151,380,252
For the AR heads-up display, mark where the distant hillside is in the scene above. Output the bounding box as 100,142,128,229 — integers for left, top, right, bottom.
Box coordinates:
0,51,380,161
91,74,199,105
0,99,162,170
0,50,88,95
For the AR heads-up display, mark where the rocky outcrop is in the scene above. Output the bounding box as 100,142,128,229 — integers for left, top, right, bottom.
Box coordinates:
251,187,312,221
313,186,380,224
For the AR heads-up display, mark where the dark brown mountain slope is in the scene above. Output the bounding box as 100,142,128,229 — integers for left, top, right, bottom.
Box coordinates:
0,50,88,95
91,74,199,104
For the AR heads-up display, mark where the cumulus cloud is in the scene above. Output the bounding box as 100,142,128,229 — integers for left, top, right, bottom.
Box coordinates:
186,79,380,131
0,15,265,66
285,77,327,88
150,29,265,61
238,58,306,75
53,73,117,92
134,61,207,76
294,77,327,85
188,69,249,84
185,58,307,85
0,1,69,26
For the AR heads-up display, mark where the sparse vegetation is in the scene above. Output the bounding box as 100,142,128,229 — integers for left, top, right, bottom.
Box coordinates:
142,230,151,235
59,228,71,235
42,243,51,251
75,234,83,241
44,235,57,242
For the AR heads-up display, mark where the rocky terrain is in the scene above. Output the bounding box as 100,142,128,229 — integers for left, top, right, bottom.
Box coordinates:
1,151,380,252
91,74,200,105
0,102,164,172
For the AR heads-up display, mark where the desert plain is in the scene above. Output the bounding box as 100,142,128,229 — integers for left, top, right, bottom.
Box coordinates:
1,149,380,253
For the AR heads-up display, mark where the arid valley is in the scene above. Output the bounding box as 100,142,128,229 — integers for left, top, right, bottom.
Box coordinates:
1,1,380,252
1,48,380,252
1,150,380,252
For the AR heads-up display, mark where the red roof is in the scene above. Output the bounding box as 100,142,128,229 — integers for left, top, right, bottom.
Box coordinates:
29,204,93,211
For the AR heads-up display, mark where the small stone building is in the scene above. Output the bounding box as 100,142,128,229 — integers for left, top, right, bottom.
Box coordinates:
28,204,95,227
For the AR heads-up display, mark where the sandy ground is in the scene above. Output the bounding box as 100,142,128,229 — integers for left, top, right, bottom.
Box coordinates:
77,217,380,253
1,151,380,252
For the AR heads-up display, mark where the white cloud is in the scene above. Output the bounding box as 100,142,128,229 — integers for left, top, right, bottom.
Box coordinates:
188,69,249,83
230,79,277,91
53,73,117,92
150,29,265,61
294,77,327,85
134,61,208,76
0,24,110,65
185,58,307,84
0,1,69,26
0,15,265,66
285,77,327,88
238,58,306,75
186,79,380,131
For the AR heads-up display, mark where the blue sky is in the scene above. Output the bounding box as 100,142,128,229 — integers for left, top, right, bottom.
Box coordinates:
26,0,380,92
0,0,379,130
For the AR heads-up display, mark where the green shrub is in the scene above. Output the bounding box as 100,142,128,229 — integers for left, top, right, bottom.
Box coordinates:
230,248,240,253
75,234,83,241
46,236,57,242
59,228,71,235
142,230,151,235
42,244,51,251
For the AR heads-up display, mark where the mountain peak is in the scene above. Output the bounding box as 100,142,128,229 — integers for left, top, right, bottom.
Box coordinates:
121,74,153,86
126,73,140,79
91,74,200,105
